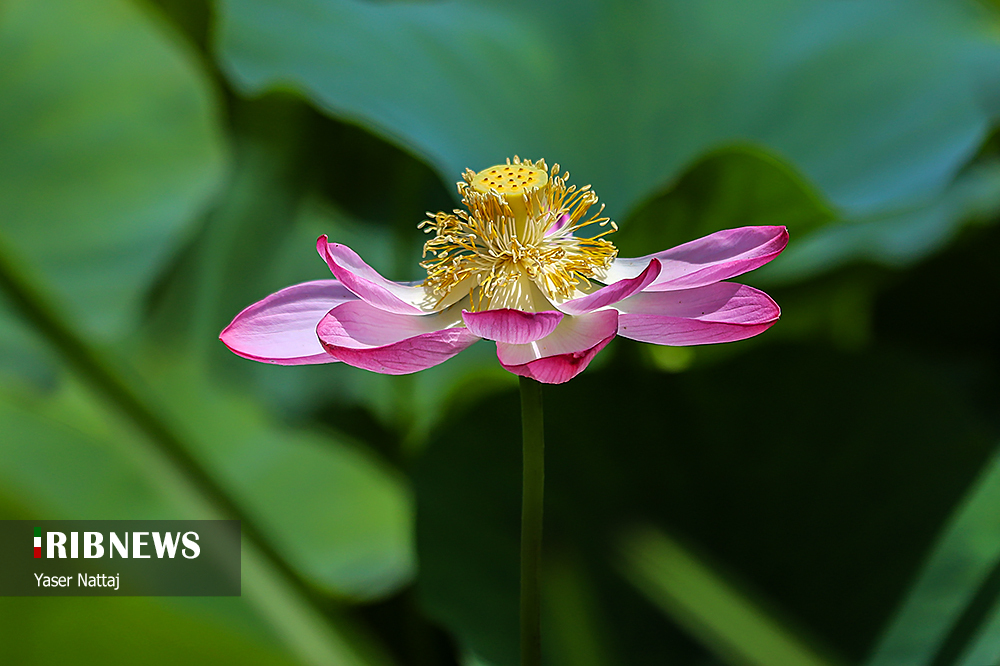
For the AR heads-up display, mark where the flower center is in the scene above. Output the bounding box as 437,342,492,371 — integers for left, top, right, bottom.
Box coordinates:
420,157,618,311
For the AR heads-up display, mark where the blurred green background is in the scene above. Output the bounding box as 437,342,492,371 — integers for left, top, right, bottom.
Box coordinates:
2,0,1000,664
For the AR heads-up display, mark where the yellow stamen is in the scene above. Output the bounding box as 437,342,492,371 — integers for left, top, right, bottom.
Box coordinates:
420,157,618,311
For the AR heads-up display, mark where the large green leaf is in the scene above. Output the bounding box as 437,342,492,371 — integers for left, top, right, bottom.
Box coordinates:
217,0,999,224
0,596,298,666
616,147,834,260
761,161,1000,284
0,380,394,666
0,331,415,601
0,0,226,339
618,150,1000,288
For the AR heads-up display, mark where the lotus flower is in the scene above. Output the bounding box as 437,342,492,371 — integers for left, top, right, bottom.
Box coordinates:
221,158,786,384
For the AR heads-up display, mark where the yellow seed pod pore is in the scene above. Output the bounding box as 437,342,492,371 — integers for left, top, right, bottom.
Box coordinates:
472,163,548,199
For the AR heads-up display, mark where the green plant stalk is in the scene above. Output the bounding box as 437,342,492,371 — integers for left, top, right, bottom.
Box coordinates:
519,376,545,666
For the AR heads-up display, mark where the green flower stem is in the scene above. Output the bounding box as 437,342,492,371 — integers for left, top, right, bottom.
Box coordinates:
519,376,545,666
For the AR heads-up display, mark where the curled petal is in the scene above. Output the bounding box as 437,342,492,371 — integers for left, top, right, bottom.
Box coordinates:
316,236,435,314
220,280,356,365
497,310,618,384
316,300,478,374
556,259,660,315
600,226,788,291
461,309,563,344
615,282,780,346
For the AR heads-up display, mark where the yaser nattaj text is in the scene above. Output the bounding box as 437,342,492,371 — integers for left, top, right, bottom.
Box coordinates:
35,573,120,590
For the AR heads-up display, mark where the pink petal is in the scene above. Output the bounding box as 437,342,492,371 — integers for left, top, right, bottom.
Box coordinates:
556,259,661,315
615,282,780,346
316,300,479,374
220,280,356,365
461,309,563,344
601,226,788,291
316,236,434,314
496,310,618,384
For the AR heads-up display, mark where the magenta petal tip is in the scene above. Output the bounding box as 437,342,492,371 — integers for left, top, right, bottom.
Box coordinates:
499,335,615,384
